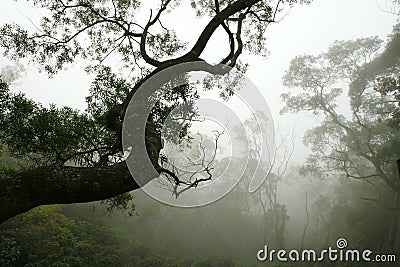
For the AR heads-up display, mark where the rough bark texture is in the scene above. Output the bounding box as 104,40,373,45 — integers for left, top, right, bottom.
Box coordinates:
0,163,138,223
0,119,163,224
0,0,263,224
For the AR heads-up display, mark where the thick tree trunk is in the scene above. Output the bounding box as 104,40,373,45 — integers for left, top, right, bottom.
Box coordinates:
0,162,144,223
0,116,163,224
0,0,265,224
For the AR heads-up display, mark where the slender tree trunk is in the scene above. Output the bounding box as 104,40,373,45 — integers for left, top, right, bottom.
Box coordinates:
389,193,400,253
300,194,309,251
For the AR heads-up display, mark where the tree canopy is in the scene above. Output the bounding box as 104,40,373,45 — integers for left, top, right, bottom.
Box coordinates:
0,0,310,223
281,25,400,194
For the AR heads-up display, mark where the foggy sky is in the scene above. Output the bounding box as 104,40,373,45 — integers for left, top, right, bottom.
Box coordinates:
0,0,398,163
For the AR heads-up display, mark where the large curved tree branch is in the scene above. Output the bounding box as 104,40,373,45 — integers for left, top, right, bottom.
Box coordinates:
0,117,163,224
108,0,262,129
139,0,172,67
0,0,290,225
163,0,260,65
0,162,138,224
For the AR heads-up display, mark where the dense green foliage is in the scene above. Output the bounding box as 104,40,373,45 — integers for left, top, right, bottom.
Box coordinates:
0,204,240,267
0,0,313,224
281,23,400,255
2,166,400,266
281,27,400,192
1,0,400,266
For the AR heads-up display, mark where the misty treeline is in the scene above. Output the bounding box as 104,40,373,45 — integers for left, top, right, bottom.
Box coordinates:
0,0,314,224
0,3,400,267
1,27,400,266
